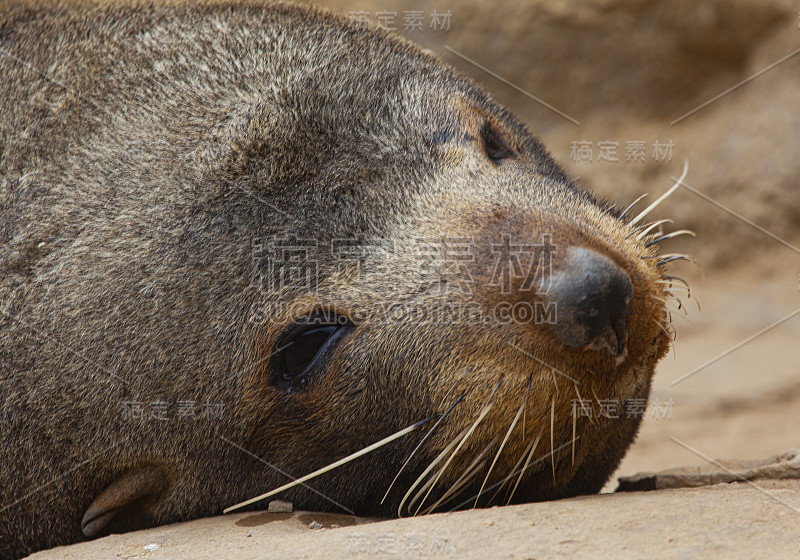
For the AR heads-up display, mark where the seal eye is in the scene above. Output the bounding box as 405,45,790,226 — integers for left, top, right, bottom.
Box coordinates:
481,122,515,163
272,312,353,389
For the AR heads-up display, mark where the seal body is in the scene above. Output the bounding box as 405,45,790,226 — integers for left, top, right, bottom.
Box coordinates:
0,2,673,558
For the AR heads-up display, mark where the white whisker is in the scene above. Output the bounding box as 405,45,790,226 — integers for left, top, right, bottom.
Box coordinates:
634,219,673,241
407,377,503,515
572,383,595,426
399,426,468,517
426,438,496,514
630,160,688,226
655,252,695,261
413,401,494,515
474,397,527,507
224,416,432,514
645,229,696,247
454,435,577,512
488,423,539,506
661,275,691,289
507,426,544,505
522,374,532,441
381,393,466,504
619,193,649,220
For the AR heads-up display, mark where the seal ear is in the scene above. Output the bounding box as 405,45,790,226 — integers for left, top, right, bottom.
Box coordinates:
81,465,168,538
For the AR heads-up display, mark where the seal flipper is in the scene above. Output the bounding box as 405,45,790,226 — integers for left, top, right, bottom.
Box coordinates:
81,465,167,538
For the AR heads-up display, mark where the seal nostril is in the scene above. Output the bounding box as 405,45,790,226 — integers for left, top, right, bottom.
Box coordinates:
546,247,633,357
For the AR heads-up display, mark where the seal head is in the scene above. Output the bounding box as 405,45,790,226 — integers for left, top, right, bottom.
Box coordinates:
0,2,679,557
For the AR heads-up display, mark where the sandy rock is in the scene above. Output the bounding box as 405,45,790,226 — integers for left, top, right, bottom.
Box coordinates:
618,449,800,490
27,481,800,559
267,500,294,513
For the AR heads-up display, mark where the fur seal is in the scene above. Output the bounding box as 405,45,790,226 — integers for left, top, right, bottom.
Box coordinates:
0,1,686,557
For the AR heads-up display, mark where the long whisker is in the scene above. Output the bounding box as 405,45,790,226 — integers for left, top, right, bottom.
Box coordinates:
652,317,675,341
438,367,471,409
655,316,677,358
656,281,691,294
642,252,695,263
663,280,699,310
413,401,495,516
522,374,532,441
224,415,434,513
645,229,696,247
599,204,618,219
666,296,689,315
424,457,489,514
381,392,467,504
487,420,540,506
664,293,692,308
474,394,528,507
411,376,504,515
634,219,673,241
449,436,579,512
668,309,696,326
507,426,544,505
448,440,498,498
572,382,595,426
661,275,691,290
618,193,649,220
425,437,497,514
630,160,688,226
657,255,696,267
666,292,699,312
548,367,559,393
488,426,544,505
625,223,652,240
399,426,469,517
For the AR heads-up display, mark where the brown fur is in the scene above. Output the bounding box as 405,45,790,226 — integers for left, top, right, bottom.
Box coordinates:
0,1,672,558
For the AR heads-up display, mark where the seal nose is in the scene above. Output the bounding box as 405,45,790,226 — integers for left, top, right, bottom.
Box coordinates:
545,247,633,357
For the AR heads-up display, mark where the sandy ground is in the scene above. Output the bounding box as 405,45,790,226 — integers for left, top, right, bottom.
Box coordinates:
29,481,800,559
610,252,800,488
